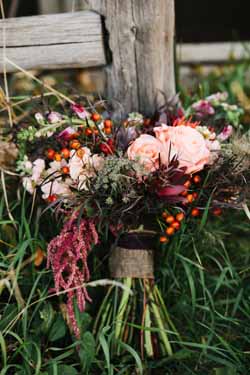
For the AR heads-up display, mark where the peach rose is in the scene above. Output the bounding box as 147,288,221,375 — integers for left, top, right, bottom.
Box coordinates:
127,134,169,172
154,124,177,160
154,125,210,174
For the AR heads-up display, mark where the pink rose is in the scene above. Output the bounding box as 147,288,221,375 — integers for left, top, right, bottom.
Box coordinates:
127,134,169,172
154,124,177,160
154,125,210,174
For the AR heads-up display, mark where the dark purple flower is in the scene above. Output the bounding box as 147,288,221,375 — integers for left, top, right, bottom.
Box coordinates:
157,185,186,197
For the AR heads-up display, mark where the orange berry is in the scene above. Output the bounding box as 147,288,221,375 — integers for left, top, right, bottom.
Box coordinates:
47,148,55,160
85,128,93,136
48,194,57,203
212,207,222,216
160,236,169,243
191,208,200,217
184,180,191,189
192,192,198,200
93,129,99,135
165,227,175,236
104,128,112,135
61,166,70,174
171,221,181,230
162,212,168,219
91,112,101,122
181,190,188,197
104,119,112,128
166,215,175,224
70,139,81,149
34,248,45,267
76,148,86,158
193,175,201,184
61,148,70,159
187,194,194,203
54,153,62,161
176,212,185,222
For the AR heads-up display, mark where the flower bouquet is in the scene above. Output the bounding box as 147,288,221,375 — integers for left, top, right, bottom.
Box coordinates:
11,92,249,358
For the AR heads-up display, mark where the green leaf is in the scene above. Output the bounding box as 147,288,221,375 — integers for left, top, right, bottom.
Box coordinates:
40,303,55,334
115,339,143,375
214,367,237,375
57,365,78,375
79,331,95,372
48,315,67,342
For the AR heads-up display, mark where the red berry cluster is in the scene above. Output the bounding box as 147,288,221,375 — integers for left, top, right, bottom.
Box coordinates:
160,174,223,244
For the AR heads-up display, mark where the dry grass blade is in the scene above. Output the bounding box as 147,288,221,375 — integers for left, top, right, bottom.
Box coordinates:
5,58,75,105
1,169,17,229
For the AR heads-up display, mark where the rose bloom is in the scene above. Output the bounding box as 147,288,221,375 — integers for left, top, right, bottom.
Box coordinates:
127,134,169,172
154,124,210,174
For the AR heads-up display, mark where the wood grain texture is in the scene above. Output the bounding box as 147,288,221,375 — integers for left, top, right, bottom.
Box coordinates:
0,11,106,72
84,0,176,115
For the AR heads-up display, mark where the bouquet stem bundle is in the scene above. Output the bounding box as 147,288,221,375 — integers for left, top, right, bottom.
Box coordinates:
93,232,178,358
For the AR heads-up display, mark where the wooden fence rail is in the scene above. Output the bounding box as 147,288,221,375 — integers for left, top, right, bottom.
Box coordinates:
0,11,106,72
0,1,175,116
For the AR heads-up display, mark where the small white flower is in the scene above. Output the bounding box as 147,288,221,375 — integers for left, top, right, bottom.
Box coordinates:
34,112,45,125
68,147,91,180
31,159,45,182
22,177,35,194
41,180,71,199
47,111,62,124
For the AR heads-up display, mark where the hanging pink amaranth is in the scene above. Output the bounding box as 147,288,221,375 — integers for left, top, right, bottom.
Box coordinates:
47,212,98,337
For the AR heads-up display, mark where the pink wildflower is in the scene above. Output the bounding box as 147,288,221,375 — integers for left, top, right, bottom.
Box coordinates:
192,100,215,118
71,103,88,119
47,111,62,123
58,127,76,140
217,125,233,141
47,212,98,337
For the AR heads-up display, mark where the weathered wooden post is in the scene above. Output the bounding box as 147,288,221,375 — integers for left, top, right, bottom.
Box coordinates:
84,0,176,116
